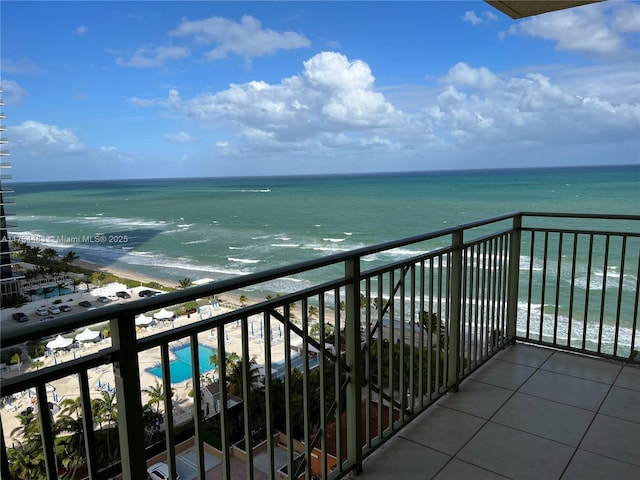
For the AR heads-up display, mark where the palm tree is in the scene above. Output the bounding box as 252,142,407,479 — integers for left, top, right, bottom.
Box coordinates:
308,305,319,320
62,251,79,269
210,351,239,379
11,409,45,446
7,438,46,480
141,404,163,446
226,357,261,396
93,390,118,461
27,288,38,301
178,277,193,289
59,397,83,418
41,247,58,263
57,281,67,297
72,277,82,293
143,380,165,414
55,402,86,479
239,294,248,306
91,271,108,291
30,359,45,370
81,274,92,291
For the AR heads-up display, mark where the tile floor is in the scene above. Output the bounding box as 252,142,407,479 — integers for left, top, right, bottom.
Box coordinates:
356,343,640,480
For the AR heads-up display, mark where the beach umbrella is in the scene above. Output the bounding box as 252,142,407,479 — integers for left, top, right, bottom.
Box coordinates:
153,308,174,320
75,328,100,342
135,314,153,326
98,379,102,389
46,335,73,350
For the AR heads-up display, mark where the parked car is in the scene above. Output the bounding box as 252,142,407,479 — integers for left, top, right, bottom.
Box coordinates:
12,312,29,322
40,316,54,322
79,301,92,307
36,307,49,316
97,296,111,303
147,462,181,480
138,289,155,298
116,291,131,299
59,305,72,312
48,306,61,315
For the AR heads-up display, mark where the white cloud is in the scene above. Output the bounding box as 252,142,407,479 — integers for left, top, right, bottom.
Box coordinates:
117,45,190,68
151,51,404,143
463,10,497,25
1,79,28,105
170,15,310,61
445,62,500,90
164,132,195,143
501,1,638,55
2,57,43,74
128,53,638,167
463,11,482,25
11,121,85,155
74,25,88,35
424,63,639,149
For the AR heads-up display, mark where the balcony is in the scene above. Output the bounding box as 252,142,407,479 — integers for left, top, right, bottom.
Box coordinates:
358,343,640,479
1,212,638,480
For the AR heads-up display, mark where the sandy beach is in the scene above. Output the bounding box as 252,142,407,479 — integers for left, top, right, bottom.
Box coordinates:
72,258,181,289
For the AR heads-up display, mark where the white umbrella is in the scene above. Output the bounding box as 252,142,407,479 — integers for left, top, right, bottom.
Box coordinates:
153,308,174,320
46,335,73,350
135,314,153,326
75,328,100,342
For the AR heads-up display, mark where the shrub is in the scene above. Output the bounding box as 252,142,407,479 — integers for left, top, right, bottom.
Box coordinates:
26,342,47,358
1,348,22,365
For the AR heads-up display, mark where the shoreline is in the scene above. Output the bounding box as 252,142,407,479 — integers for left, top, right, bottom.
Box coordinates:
70,258,268,308
72,258,180,289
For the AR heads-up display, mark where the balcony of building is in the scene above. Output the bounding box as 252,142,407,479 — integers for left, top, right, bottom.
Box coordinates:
357,342,640,479
0,212,638,480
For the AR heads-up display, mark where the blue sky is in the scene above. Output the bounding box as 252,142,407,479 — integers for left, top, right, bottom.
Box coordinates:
2,1,639,181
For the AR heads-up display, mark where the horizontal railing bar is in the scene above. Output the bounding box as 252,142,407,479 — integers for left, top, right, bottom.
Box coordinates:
0,347,119,394
520,212,639,221
521,226,640,237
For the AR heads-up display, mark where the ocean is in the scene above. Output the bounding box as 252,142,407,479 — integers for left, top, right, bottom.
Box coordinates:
8,165,640,296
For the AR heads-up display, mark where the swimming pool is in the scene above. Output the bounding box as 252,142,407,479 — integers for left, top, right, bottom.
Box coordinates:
33,286,73,298
147,344,216,383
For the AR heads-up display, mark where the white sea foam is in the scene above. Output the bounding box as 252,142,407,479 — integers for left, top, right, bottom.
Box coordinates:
271,243,300,248
228,257,261,264
323,238,345,243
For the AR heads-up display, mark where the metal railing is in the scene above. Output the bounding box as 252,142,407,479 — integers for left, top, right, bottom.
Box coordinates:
1,212,638,480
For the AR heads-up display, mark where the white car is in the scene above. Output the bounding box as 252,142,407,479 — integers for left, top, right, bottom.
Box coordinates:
36,307,49,316
147,462,181,480
48,306,61,315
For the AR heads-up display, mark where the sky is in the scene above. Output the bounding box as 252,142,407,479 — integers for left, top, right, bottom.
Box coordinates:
2,0,639,182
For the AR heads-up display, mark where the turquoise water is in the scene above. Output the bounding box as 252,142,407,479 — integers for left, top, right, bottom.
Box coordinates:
10,165,639,291
147,344,216,383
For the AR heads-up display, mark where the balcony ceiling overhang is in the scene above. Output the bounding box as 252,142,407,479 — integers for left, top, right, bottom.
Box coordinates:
484,1,604,19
